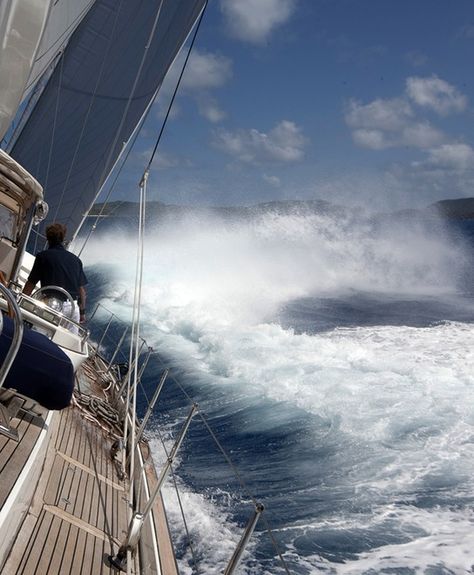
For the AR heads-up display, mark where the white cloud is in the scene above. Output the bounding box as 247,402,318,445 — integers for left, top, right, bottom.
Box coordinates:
406,75,468,115
263,173,281,186
155,49,231,123
423,143,474,170
183,50,233,90
214,120,308,164
345,98,413,132
197,96,226,123
220,0,295,43
352,129,388,150
154,152,181,169
399,122,444,148
346,99,443,150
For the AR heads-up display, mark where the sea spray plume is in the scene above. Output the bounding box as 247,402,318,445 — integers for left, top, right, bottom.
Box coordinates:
83,202,464,331
82,205,474,574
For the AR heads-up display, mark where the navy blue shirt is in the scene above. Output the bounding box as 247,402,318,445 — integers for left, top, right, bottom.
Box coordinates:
28,244,87,300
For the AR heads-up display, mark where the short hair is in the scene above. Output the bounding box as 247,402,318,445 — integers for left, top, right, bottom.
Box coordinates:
46,223,66,245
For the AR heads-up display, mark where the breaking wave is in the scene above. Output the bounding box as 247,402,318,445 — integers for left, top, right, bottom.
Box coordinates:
83,209,474,574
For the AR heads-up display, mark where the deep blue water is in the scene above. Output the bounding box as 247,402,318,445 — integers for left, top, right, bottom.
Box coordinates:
85,217,474,575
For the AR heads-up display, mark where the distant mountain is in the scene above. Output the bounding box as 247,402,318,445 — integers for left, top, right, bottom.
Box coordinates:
89,197,474,223
429,197,474,220
89,199,360,222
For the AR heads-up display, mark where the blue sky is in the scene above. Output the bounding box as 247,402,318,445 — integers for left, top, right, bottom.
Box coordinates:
118,0,474,210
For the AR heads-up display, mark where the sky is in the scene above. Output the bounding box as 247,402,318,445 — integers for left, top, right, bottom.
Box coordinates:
115,0,474,211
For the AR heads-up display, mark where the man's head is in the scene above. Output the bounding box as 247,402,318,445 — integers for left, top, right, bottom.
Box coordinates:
46,223,67,246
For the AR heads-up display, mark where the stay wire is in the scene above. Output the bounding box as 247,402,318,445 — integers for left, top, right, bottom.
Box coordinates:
154,422,201,574
143,0,209,174
151,354,293,574
79,0,209,255
103,326,291,573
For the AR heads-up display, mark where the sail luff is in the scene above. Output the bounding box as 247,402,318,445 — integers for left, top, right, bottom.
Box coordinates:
10,0,207,239
24,0,97,95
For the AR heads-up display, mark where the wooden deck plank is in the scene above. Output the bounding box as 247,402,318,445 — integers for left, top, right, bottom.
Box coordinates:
1,358,167,575
55,408,73,453
69,527,88,575
70,410,90,466
59,524,80,574
9,509,50,575
0,413,31,473
143,450,179,575
47,520,73,574
25,510,56,575
43,454,66,506
0,410,28,460
0,414,44,509
81,533,99,575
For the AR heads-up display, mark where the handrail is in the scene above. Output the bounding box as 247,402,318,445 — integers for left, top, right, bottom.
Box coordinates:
0,285,24,389
224,503,265,575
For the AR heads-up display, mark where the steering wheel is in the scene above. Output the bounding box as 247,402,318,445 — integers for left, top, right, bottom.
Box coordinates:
31,285,76,318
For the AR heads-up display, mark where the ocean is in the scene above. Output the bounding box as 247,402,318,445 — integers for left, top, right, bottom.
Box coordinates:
84,207,474,574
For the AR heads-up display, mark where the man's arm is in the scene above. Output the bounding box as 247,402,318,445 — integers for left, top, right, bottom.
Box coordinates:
23,280,36,296
24,254,41,296
78,285,87,322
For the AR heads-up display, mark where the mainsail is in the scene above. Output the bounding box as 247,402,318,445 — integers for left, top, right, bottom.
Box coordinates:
10,0,206,240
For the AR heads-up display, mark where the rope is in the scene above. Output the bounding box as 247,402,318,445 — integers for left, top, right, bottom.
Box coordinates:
90,314,292,572
151,354,293,574
71,0,166,247
127,174,147,512
77,0,209,255
144,0,208,174
74,392,121,428
23,0,96,94
32,52,64,254
154,421,201,574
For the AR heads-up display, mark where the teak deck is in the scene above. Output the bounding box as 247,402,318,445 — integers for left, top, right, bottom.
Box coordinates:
0,358,178,575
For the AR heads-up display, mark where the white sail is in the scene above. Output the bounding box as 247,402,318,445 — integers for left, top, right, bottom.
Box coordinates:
0,0,53,141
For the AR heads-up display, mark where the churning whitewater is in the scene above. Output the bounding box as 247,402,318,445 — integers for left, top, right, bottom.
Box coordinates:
84,207,474,575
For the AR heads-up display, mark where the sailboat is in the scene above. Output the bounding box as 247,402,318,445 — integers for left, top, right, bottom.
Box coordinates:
0,1,274,573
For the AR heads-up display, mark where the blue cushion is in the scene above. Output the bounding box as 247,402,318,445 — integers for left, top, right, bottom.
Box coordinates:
0,315,74,410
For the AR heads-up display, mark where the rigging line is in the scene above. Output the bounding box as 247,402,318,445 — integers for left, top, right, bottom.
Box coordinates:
154,422,201,574
32,51,64,255
151,352,292,572
77,0,209,254
23,0,97,93
144,0,209,175
51,0,126,223
121,229,143,480
128,175,148,509
76,126,143,257
73,0,173,251
69,0,166,243
259,515,292,575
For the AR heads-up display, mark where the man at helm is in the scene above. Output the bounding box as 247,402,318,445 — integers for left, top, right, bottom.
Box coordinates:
23,223,87,323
